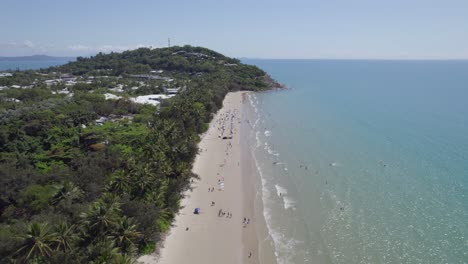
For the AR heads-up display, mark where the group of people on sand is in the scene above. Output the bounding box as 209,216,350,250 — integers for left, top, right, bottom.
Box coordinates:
218,209,233,218
242,217,251,228
215,109,239,139
194,105,257,259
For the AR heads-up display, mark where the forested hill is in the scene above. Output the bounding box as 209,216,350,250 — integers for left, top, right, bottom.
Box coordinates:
0,46,277,263
47,46,270,90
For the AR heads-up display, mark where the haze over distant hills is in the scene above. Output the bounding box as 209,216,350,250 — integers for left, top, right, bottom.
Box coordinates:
0,55,75,61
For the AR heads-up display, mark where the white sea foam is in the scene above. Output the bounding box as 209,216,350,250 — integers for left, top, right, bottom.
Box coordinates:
275,184,296,210
248,92,301,263
264,141,280,157
275,184,288,197
255,131,261,148
283,196,296,210
254,152,299,264
247,93,259,114
253,117,260,128
247,93,255,106
267,147,279,156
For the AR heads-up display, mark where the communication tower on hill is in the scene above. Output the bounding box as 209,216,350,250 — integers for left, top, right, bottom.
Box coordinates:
168,38,171,48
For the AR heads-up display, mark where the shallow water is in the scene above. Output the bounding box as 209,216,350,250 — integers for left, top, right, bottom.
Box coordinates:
244,59,468,264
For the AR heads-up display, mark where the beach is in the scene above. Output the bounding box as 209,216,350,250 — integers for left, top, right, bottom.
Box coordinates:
139,91,275,264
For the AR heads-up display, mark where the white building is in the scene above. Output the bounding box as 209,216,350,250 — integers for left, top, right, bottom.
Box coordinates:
104,93,122,100
0,73,13,77
130,94,175,106
166,88,180,94
109,84,124,93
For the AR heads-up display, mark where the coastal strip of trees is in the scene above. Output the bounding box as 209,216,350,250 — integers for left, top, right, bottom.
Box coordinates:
0,46,276,263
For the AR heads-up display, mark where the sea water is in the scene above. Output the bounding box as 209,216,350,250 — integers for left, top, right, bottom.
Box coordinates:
0,59,73,71
244,59,468,264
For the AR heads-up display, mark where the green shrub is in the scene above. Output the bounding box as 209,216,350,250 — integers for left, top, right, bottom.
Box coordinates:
19,184,59,213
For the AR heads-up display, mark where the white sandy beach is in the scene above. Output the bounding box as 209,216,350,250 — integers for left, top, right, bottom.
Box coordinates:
138,91,275,264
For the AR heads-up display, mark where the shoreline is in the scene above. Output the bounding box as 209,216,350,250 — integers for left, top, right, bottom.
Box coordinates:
240,92,278,264
138,91,275,264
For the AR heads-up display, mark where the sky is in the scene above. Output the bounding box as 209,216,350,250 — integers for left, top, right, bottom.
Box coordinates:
1,0,468,59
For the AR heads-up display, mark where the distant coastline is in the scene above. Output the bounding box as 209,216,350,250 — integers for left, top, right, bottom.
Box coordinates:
0,55,75,62
0,55,76,71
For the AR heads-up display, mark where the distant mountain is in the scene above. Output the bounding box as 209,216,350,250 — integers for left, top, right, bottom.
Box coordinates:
0,55,75,61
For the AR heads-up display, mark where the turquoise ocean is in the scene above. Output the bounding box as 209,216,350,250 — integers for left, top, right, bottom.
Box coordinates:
243,59,468,264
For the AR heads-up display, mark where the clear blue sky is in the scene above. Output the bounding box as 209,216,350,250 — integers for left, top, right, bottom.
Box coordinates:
1,0,468,59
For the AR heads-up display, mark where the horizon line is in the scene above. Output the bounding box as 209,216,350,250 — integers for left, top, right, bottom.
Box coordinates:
240,57,468,61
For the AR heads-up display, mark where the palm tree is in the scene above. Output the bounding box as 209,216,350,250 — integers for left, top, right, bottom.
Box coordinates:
129,164,155,198
51,181,84,207
106,170,131,195
86,239,120,264
112,253,138,264
80,200,121,238
15,222,58,261
53,222,78,252
157,208,173,232
111,217,142,254
143,178,168,207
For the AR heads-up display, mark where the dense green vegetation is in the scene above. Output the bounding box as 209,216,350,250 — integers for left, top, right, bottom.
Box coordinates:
0,46,273,263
